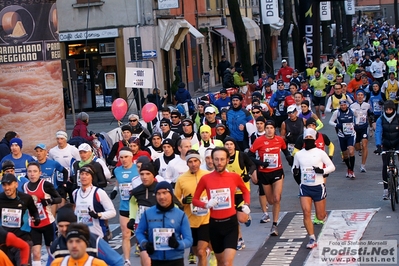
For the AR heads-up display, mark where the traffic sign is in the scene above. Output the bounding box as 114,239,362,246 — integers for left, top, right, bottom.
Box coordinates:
142,50,157,58
129,37,143,61
125,67,154,89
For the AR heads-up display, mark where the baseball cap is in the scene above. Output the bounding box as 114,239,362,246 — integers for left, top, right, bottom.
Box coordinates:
78,143,92,152
277,80,284,85
1,173,17,184
220,88,227,94
287,105,297,113
265,120,275,127
205,107,216,114
34,143,47,150
282,59,287,63
151,132,162,139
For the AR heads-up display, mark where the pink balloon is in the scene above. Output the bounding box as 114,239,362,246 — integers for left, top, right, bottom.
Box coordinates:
141,103,158,123
111,98,128,121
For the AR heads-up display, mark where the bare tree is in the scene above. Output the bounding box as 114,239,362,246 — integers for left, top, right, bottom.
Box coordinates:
227,0,254,82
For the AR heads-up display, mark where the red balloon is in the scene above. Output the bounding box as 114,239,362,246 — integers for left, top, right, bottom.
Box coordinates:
111,98,128,121
141,103,158,123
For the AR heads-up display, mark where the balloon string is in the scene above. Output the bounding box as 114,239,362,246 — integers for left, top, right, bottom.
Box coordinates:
118,120,122,127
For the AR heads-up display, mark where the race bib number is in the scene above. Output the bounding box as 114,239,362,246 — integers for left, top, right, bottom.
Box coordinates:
56,171,64,182
314,90,323,97
376,69,382,75
36,203,46,220
343,123,354,135
373,101,382,112
42,176,53,184
210,188,231,210
278,101,285,112
77,206,94,226
136,205,149,224
153,228,175,251
119,183,133,201
302,168,316,183
263,154,278,168
2,208,22,228
389,92,396,100
326,74,334,81
190,196,208,216
389,66,396,72
359,113,367,124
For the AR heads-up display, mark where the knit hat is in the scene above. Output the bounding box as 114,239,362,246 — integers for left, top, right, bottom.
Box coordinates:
223,136,237,146
155,181,174,196
216,123,226,129
231,93,243,101
1,160,15,172
252,105,262,111
252,92,262,99
151,132,162,139
200,125,211,134
303,128,317,140
356,89,366,95
57,204,77,223
384,100,395,111
178,82,186,88
121,125,132,132
198,101,206,107
66,223,90,247
256,116,266,123
162,138,174,147
137,156,151,165
77,112,89,122
56,130,68,140
265,120,275,127
305,117,317,127
160,118,171,126
140,163,156,176
9,138,22,149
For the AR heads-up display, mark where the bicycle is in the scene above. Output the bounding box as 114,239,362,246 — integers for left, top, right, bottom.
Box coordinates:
381,150,399,211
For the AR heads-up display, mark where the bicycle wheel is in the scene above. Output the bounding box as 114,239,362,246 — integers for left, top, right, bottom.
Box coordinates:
388,171,396,211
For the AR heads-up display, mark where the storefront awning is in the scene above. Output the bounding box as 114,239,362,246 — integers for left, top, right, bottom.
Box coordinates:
242,17,261,41
189,25,205,44
213,27,236,43
158,19,204,51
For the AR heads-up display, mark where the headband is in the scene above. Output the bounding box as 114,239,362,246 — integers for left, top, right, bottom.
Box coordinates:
119,150,133,158
186,154,202,162
66,230,89,246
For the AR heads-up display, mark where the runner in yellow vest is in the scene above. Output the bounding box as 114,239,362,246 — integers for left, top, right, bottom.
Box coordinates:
381,72,399,105
305,61,318,81
322,58,341,85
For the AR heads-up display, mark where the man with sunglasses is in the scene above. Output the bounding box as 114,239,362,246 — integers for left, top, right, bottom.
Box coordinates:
128,114,151,147
246,106,266,146
170,110,184,135
159,118,180,146
203,106,222,138
180,119,200,146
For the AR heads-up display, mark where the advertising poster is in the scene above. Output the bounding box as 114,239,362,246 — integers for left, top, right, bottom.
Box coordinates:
0,0,63,153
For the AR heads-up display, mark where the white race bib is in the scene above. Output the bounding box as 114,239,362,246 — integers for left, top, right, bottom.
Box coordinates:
303,167,316,183
263,154,278,168
1,208,22,228
210,188,231,210
342,123,354,135
36,203,46,220
119,183,133,201
314,90,323,97
153,228,175,251
76,205,94,226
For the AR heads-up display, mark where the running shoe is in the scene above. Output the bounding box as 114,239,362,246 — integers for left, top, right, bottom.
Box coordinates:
237,238,246,250
322,113,326,119
188,252,197,264
383,189,389,200
306,238,317,249
346,170,350,178
260,213,271,223
134,244,140,257
360,165,367,173
358,150,362,156
270,225,278,236
313,217,324,225
245,215,252,227
124,260,131,266
349,170,355,179
209,251,217,266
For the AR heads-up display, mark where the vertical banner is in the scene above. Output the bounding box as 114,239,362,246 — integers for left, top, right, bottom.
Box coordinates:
0,1,63,153
345,0,355,15
260,0,279,24
300,1,314,63
320,2,331,21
